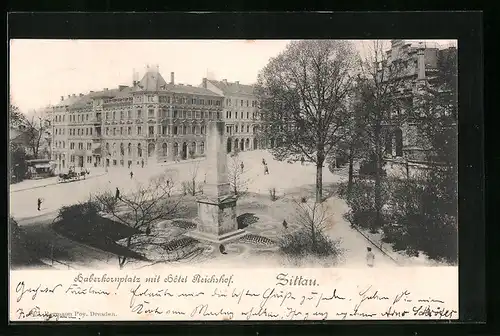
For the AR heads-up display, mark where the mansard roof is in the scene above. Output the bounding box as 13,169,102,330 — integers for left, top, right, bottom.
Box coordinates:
208,79,256,96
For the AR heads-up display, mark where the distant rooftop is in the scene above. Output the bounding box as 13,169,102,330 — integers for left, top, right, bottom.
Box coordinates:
55,68,222,108
208,79,256,96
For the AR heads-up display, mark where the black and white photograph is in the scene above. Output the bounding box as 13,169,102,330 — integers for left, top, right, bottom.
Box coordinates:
9,39,458,272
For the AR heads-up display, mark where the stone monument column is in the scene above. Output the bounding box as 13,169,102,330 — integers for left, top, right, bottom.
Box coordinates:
188,121,246,243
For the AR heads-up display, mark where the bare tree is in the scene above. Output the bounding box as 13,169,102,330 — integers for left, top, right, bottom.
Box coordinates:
227,153,251,196
293,200,330,250
94,173,186,269
256,40,357,202
21,113,51,159
183,160,203,196
355,40,410,230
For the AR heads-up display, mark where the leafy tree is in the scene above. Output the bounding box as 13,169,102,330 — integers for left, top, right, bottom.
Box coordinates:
355,40,410,231
9,96,24,128
10,142,28,182
256,40,357,202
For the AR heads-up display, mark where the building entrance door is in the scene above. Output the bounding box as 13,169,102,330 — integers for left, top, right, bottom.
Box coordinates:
78,156,84,167
182,142,188,160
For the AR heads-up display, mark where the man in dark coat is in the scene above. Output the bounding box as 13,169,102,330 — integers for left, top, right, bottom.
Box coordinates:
219,244,227,254
282,219,288,229
115,187,120,200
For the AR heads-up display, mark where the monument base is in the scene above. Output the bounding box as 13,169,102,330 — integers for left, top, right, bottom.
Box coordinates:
185,228,247,244
189,196,247,244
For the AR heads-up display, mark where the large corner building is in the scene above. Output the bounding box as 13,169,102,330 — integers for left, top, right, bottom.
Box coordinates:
50,66,262,172
382,40,457,162
201,78,263,153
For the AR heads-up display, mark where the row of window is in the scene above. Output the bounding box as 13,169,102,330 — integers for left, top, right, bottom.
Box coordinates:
137,95,223,106
68,142,93,150
63,109,221,124
225,111,258,120
226,124,256,134
103,141,205,157
225,98,259,108
100,125,208,137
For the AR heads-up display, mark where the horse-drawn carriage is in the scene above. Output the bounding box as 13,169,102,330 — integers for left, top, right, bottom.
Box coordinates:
58,167,90,183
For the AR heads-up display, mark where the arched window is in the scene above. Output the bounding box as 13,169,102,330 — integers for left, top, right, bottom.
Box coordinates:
201,125,205,135
128,143,132,155
200,141,205,154
105,142,110,153
112,143,117,156
191,142,196,154
162,143,168,156
183,125,187,135
138,143,142,157
120,143,124,156
192,126,195,134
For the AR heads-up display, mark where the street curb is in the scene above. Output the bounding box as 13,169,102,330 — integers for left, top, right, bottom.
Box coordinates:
349,224,401,266
10,172,108,193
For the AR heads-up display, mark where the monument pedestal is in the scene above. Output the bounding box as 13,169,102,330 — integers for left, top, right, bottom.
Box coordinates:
187,196,246,244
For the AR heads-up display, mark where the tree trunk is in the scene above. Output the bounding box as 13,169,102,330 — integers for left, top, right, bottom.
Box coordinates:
348,154,354,196
311,223,316,251
373,150,382,233
315,163,323,203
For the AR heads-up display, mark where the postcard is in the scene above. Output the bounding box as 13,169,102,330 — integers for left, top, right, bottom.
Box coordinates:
9,39,459,321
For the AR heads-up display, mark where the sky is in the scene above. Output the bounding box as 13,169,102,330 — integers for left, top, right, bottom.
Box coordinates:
9,39,456,113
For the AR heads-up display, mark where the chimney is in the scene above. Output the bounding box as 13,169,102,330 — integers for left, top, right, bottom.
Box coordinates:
202,78,207,88
222,79,228,84
104,88,108,91
61,96,64,101
170,72,175,84
72,94,76,97
68,95,71,99
235,81,239,85
79,93,84,97
90,90,94,93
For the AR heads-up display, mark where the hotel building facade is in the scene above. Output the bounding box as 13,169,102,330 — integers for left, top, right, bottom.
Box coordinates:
50,67,227,172
202,78,264,153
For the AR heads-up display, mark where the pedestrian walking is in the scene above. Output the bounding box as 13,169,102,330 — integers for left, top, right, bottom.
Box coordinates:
37,198,42,211
262,158,266,166
301,156,305,166
141,159,144,168
130,171,134,179
282,219,288,229
240,162,244,173
115,187,120,200
366,247,375,268
264,164,269,175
